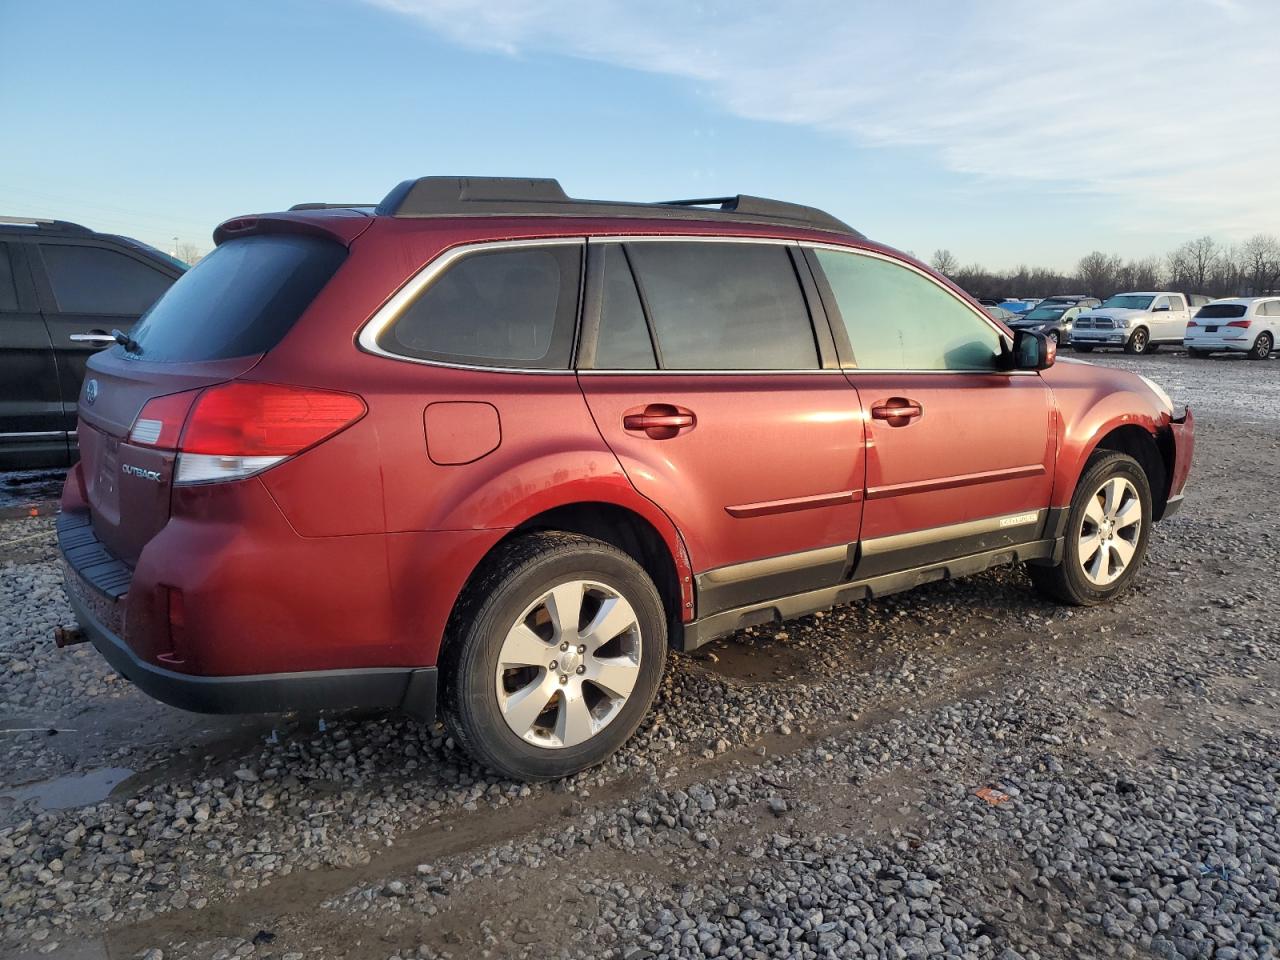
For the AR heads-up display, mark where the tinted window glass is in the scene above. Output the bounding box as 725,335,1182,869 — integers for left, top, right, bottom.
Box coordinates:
814,249,1002,370
40,244,172,315
0,244,18,311
625,242,817,370
382,245,580,369
595,246,656,369
128,234,346,362
1195,303,1247,319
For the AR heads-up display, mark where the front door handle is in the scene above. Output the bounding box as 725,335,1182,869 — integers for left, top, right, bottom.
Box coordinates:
870,398,923,427
623,403,696,439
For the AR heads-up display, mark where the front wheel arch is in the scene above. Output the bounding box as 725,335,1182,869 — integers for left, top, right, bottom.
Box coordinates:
1088,425,1169,519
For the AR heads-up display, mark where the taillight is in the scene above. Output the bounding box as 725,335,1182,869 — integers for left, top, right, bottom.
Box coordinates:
1186,320,1198,328
129,390,201,449
1227,319,1252,329
175,382,366,484
130,382,366,485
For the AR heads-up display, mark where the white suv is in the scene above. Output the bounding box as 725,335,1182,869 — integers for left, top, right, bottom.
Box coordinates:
1072,292,1207,354
1184,297,1279,360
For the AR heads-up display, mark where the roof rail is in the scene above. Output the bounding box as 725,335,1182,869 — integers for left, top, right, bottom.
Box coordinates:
376,177,861,237
0,216,93,235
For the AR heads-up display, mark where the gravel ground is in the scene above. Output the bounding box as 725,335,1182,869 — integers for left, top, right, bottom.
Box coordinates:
1,352,1278,960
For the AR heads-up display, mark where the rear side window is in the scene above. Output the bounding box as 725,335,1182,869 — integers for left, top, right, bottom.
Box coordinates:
379,244,581,369
0,244,18,311
127,234,346,362
1263,301,1280,317
814,248,1002,371
625,241,818,370
595,245,657,369
1195,304,1247,319
40,243,173,315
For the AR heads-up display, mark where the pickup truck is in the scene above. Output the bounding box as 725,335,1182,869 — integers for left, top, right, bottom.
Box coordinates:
1072,292,1209,354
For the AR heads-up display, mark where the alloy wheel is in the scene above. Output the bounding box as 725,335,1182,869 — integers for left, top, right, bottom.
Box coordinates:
1131,329,1148,352
1078,476,1143,586
495,579,642,749
1252,333,1273,360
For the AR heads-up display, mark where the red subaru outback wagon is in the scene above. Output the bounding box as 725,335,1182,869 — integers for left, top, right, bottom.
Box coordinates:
58,177,1194,779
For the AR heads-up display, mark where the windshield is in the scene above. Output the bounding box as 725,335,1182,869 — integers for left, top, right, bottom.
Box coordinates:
126,233,347,362
1195,304,1247,319
1100,295,1154,310
1023,306,1067,320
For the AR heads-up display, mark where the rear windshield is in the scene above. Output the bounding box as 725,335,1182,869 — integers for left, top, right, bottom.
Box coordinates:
124,234,346,362
1195,303,1247,319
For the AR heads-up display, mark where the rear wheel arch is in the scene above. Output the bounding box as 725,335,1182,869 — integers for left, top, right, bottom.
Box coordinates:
444,502,687,667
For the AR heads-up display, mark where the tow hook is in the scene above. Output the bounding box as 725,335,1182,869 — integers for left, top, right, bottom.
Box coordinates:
54,625,87,648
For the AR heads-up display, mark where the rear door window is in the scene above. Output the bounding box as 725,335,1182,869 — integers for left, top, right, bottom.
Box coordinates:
594,245,657,369
378,244,581,369
812,248,1002,370
127,233,347,361
624,241,818,370
38,243,173,315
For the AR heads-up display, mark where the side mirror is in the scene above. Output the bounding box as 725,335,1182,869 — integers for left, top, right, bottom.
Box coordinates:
1013,329,1055,370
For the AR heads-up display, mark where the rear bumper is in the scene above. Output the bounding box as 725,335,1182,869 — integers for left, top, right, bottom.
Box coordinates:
65,579,437,717
1184,336,1251,351
57,506,438,718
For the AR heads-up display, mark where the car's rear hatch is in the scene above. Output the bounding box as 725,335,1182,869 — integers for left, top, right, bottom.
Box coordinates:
74,221,360,566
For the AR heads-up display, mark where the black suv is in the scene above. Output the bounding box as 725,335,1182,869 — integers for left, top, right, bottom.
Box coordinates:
0,218,186,469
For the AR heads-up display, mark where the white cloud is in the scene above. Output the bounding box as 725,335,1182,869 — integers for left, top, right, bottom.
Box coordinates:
370,0,1280,239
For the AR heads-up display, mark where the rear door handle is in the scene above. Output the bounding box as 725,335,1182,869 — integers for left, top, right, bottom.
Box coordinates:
870,398,923,426
623,403,696,439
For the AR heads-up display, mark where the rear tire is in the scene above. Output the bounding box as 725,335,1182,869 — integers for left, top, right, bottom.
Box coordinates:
440,532,667,781
1124,328,1150,354
1250,331,1273,360
1028,451,1152,606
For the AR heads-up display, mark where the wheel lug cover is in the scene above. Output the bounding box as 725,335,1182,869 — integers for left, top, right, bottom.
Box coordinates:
577,645,586,654
549,660,557,670
559,674,568,684
576,665,585,674
559,642,568,651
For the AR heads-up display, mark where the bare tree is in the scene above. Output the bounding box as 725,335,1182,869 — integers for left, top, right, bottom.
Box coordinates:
173,242,205,266
1238,234,1280,295
930,249,959,276
1076,252,1123,299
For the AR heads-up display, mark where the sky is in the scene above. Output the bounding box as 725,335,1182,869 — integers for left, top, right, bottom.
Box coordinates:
2,0,1277,271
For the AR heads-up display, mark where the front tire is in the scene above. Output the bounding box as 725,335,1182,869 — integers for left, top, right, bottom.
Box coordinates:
440,532,667,781
1124,328,1150,354
1250,331,1274,360
1028,451,1152,606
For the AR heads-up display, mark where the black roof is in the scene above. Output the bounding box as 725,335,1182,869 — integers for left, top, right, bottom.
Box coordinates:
366,177,862,238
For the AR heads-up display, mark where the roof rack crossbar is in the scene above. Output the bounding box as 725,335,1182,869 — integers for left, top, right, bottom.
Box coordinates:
288,203,376,211
377,177,861,237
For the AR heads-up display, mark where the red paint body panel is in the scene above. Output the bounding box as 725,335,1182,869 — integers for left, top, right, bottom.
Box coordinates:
850,373,1055,540
58,207,1194,698
579,373,865,572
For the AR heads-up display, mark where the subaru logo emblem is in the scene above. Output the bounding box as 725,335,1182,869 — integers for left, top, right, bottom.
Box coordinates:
85,379,98,405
